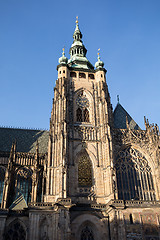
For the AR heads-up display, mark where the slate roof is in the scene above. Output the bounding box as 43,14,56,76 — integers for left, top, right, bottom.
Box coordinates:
113,103,141,130
0,128,49,153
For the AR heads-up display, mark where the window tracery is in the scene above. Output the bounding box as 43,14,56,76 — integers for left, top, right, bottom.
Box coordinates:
115,147,156,201
16,168,32,203
78,155,92,187
81,226,94,240
5,221,26,240
0,167,5,204
76,92,90,123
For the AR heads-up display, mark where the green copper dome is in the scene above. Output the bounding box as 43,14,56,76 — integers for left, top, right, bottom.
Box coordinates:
95,53,104,69
59,48,68,65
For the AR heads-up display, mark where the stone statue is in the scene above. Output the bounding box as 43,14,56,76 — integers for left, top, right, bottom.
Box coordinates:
42,232,49,240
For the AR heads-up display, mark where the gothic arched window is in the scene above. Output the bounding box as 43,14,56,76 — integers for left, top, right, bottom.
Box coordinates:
115,147,156,201
77,108,83,122
37,170,43,202
0,167,5,204
16,168,32,203
76,108,90,122
5,220,26,240
76,94,90,123
81,226,94,240
78,155,92,187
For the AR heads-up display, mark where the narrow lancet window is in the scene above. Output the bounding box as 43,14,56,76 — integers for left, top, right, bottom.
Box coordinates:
84,108,89,122
0,167,5,204
77,108,82,122
78,155,92,187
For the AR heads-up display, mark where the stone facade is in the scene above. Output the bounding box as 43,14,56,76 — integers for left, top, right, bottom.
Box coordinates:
0,20,160,240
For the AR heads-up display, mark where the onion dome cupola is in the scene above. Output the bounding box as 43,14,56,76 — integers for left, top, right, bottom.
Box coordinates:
59,48,68,65
95,49,104,70
68,17,94,70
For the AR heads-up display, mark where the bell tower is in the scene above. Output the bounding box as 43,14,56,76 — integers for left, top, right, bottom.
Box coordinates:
44,19,115,205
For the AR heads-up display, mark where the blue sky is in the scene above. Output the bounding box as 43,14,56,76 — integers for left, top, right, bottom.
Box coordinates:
0,0,160,130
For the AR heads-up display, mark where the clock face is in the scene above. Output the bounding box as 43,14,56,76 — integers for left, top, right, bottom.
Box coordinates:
76,96,89,108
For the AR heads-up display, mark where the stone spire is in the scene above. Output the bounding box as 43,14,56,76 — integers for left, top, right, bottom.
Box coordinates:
68,17,94,70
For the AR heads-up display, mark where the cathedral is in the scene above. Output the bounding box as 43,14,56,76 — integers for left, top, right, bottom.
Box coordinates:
0,19,160,240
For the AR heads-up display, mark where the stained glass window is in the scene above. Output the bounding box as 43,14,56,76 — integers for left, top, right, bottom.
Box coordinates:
78,155,92,187
81,226,94,240
115,147,156,201
16,168,32,203
0,167,5,204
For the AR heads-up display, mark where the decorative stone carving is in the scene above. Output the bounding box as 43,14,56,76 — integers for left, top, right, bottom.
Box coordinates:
17,167,32,179
74,126,99,141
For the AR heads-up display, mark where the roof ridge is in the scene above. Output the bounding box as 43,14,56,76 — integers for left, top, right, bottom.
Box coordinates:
0,126,49,131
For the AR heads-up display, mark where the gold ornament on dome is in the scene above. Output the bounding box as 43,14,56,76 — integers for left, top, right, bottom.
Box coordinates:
76,16,78,24
78,155,92,187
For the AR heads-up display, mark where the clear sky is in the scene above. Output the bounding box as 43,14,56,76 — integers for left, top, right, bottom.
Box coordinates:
0,0,160,130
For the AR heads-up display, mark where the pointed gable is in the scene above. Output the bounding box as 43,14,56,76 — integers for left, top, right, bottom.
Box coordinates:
113,103,141,130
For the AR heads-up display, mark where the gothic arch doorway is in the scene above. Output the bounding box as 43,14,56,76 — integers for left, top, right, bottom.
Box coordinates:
71,214,106,240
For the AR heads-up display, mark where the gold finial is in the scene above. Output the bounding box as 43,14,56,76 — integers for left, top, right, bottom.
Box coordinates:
98,48,100,56
62,46,65,56
76,16,78,24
